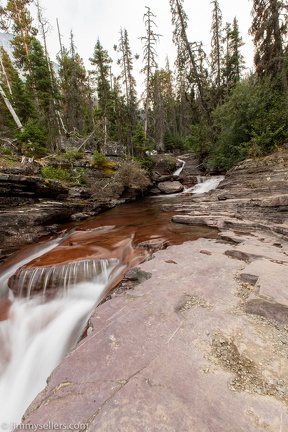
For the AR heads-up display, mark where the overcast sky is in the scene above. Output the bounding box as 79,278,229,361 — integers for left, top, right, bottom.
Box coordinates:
3,0,255,89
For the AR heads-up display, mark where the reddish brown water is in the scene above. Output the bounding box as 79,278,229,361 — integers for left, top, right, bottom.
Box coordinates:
0,195,218,425
2,195,218,306
15,196,217,269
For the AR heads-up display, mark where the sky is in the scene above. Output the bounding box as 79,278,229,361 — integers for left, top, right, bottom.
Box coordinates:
2,0,255,90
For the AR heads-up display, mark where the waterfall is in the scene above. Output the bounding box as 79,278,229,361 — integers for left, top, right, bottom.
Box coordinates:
0,239,62,298
0,195,219,426
13,258,119,298
184,175,224,194
173,159,185,176
0,250,121,426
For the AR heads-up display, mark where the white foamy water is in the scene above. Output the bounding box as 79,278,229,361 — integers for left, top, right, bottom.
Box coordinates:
173,159,185,176
184,175,225,194
0,256,121,426
0,239,62,297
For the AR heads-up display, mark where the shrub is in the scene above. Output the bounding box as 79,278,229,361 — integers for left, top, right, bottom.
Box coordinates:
74,167,88,186
0,145,13,156
133,156,156,172
113,160,151,192
164,131,186,152
41,166,72,184
16,121,48,157
92,151,106,165
63,146,83,162
209,74,288,170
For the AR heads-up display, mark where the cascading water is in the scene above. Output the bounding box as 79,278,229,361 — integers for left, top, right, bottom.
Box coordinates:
0,196,219,427
0,240,122,426
184,175,225,194
173,159,185,176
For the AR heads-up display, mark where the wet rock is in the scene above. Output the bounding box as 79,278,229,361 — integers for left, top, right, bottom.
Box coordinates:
149,187,162,196
151,154,178,175
136,239,170,252
154,174,175,183
156,180,184,194
167,149,288,239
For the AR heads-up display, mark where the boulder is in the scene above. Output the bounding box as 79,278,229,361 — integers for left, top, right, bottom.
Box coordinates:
157,180,184,194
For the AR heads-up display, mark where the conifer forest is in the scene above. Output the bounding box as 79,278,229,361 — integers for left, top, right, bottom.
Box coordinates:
1,0,288,172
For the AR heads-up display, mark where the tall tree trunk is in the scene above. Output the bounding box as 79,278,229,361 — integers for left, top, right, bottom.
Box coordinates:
0,55,12,95
0,84,23,130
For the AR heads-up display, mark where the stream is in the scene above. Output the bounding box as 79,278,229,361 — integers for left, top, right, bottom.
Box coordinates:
0,176,223,427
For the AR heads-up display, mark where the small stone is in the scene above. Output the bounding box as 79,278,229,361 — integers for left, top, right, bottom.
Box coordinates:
200,250,212,255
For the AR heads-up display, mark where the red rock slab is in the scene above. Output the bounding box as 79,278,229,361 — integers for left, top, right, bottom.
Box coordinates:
21,238,288,431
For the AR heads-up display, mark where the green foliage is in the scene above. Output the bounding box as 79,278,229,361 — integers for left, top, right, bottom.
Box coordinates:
133,155,156,171
92,151,106,165
41,166,73,183
185,124,207,155
132,122,148,155
74,167,88,186
164,131,186,152
0,145,13,156
208,75,288,170
62,146,83,162
0,154,18,167
16,120,48,157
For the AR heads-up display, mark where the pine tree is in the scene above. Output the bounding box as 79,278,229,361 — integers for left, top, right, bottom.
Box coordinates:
210,0,223,92
0,46,34,124
170,0,211,126
58,32,94,137
0,0,36,72
34,0,66,140
89,39,113,149
163,58,177,136
140,6,161,139
223,18,245,93
26,37,61,148
116,28,138,154
0,0,49,140
249,0,288,89
151,66,177,151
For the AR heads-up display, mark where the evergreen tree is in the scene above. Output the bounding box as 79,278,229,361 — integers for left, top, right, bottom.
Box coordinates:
170,0,212,127
223,18,245,93
0,46,34,124
89,39,113,149
151,66,177,151
140,6,161,139
35,0,66,140
26,37,61,148
249,0,288,89
210,0,223,92
90,39,112,115
58,32,94,137
163,58,177,136
0,0,36,72
116,28,138,154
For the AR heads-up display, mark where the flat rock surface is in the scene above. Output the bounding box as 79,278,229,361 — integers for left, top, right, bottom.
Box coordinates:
18,150,288,430
22,234,288,431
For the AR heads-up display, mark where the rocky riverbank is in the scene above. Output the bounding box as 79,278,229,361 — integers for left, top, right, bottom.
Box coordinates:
13,150,288,430
0,153,199,262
